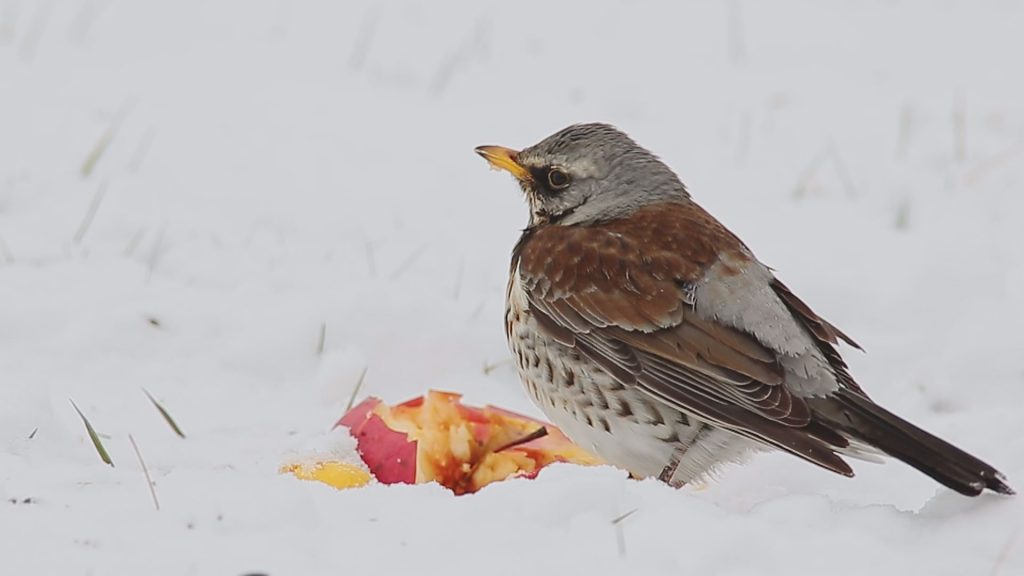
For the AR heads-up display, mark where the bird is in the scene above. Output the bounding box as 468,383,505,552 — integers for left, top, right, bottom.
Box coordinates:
475,122,1013,497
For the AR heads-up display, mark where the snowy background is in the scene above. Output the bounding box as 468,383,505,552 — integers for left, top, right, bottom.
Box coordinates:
2,0,1023,574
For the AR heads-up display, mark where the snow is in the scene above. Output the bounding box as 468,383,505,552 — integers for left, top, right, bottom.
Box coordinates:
2,0,1023,574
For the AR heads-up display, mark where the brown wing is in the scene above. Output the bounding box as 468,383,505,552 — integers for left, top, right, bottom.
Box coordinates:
516,202,854,476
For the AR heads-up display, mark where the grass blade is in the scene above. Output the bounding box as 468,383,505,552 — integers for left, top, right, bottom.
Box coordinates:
73,180,107,244
143,389,185,438
128,434,160,511
69,399,114,466
81,126,113,177
344,367,369,413
611,508,638,525
316,321,327,355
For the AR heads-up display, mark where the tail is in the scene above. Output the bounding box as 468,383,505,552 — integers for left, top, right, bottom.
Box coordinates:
813,390,1014,497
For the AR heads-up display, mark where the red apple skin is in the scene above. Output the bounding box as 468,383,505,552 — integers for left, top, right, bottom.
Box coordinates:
336,397,379,430
353,412,417,484
336,398,417,485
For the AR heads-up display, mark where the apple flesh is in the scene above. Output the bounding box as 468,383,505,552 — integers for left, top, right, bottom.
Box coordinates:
283,461,372,490
336,390,602,494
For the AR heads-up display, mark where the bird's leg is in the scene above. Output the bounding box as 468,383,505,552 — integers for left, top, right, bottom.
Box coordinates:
658,451,686,488
659,424,712,488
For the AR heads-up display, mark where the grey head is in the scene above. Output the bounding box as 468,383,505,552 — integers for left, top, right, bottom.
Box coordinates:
476,123,689,226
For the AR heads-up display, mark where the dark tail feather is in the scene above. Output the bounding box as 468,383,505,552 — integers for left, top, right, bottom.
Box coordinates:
815,390,1014,497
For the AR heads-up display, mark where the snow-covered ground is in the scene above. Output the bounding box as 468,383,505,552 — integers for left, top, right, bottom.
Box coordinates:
2,1,1023,574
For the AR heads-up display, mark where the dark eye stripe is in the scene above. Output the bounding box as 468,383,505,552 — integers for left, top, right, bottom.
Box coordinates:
527,165,571,195
528,166,549,183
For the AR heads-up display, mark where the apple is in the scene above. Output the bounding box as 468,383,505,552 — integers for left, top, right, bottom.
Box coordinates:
336,390,602,494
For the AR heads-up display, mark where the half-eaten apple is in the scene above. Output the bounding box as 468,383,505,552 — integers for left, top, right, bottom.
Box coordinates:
337,390,602,494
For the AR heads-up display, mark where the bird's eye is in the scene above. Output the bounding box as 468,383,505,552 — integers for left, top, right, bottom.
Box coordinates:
546,167,570,190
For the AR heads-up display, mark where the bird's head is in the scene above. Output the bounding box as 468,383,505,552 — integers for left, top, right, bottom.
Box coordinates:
475,123,689,226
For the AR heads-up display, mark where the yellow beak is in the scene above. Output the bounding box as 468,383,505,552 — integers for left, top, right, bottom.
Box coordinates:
474,145,532,182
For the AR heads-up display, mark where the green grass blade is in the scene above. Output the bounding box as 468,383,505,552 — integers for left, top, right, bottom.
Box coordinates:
69,399,114,467
344,367,369,413
143,389,186,438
